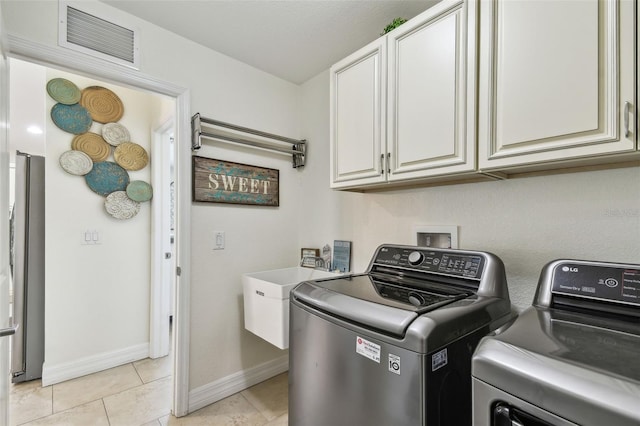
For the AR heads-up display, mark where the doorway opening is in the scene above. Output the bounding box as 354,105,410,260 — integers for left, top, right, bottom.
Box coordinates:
5,46,188,416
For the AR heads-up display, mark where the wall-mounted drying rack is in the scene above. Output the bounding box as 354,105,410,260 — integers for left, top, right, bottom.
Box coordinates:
191,113,306,168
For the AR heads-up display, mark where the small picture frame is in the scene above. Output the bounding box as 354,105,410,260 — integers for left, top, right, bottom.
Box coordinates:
333,240,352,273
301,248,320,268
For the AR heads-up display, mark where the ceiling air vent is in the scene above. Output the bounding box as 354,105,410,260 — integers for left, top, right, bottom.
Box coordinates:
59,2,139,69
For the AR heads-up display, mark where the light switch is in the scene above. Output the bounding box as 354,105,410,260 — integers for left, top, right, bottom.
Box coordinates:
213,231,225,250
82,229,101,245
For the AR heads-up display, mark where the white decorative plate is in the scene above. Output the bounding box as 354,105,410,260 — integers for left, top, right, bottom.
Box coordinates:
59,150,93,175
102,123,131,146
104,191,140,220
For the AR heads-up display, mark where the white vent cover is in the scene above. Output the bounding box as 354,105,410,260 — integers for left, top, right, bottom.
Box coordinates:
59,1,139,69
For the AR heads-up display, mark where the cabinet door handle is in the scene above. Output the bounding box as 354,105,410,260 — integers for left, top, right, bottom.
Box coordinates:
387,152,391,174
624,101,631,138
380,154,385,175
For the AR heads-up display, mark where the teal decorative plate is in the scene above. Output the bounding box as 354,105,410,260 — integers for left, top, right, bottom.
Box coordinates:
84,161,130,196
51,103,92,134
46,78,81,105
126,180,153,202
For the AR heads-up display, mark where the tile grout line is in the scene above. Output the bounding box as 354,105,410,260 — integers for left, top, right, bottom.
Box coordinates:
131,360,144,383
238,392,271,424
101,398,112,426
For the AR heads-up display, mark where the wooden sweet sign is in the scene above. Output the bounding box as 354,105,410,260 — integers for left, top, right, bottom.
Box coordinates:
192,156,279,206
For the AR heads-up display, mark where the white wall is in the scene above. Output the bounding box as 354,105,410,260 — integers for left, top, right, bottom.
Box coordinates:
2,0,302,392
42,68,165,383
8,59,47,207
299,70,640,309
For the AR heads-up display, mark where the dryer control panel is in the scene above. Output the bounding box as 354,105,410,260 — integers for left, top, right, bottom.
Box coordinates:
551,262,640,307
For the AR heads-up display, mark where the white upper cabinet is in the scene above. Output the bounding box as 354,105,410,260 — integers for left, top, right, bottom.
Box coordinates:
387,0,476,181
330,0,475,189
330,38,386,188
478,0,636,170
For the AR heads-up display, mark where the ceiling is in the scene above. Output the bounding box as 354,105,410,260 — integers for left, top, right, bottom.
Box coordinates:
101,0,438,84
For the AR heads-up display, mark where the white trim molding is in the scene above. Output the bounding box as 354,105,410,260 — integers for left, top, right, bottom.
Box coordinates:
188,356,289,413
42,343,149,386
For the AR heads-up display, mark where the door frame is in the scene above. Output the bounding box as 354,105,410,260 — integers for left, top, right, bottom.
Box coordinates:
6,35,192,417
0,5,12,425
150,118,175,359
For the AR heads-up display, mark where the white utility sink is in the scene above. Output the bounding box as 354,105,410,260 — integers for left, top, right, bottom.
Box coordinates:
242,267,343,349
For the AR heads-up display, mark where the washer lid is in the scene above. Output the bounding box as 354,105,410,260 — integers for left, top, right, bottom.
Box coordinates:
292,274,469,337
473,307,640,426
292,279,418,337
312,274,468,312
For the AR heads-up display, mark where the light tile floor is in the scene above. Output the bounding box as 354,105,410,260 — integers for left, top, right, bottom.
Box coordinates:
10,356,288,426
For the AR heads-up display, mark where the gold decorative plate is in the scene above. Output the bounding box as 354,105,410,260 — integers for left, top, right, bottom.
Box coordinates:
114,142,149,171
71,132,111,162
80,86,124,123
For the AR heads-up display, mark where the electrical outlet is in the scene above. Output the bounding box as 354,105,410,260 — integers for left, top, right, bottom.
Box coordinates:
213,231,225,250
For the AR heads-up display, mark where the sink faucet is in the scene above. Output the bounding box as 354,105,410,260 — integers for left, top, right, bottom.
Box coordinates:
300,256,331,271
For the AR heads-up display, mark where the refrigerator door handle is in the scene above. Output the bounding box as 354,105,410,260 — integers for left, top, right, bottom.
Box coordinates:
0,323,18,337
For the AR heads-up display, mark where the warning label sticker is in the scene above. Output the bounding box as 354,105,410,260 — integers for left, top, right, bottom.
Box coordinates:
431,348,448,371
356,336,380,363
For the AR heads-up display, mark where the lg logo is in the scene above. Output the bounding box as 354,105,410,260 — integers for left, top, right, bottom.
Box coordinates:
562,266,579,273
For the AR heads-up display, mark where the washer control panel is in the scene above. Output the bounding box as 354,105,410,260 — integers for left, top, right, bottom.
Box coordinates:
551,262,640,307
373,246,484,279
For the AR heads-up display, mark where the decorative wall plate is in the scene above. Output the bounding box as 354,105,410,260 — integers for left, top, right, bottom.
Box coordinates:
114,142,149,171
71,132,111,162
51,103,92,134
102,123,130,146
126,180,153,202
84,161,130,196
46,78,81,105
59,150,93,175
80,86,124,123
104,191,140,220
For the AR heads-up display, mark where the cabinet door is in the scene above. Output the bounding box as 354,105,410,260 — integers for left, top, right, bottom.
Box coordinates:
387,0,477,181
478,0,636,170
330,38,386,188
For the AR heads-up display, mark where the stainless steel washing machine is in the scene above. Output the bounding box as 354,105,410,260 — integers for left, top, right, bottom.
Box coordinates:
289,244,515,426
473,259,640,426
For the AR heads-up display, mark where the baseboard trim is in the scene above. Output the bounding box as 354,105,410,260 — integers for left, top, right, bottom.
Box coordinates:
42,343,149,386
188,355,289,414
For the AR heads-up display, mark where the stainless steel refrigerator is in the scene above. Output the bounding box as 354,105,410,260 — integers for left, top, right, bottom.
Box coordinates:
10,151,45,383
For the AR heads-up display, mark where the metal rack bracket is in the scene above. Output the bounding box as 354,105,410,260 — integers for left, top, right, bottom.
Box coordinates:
191,113,306,168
